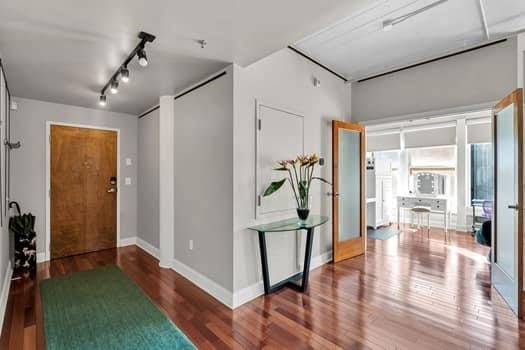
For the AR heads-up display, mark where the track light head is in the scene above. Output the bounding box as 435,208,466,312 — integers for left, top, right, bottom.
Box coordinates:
110,80,119,94
120,67,130,83
137,48,148,67
99,95,107,106
382,20,393,31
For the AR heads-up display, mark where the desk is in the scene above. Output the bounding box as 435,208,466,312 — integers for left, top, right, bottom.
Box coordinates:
397,196,449,232
248,215,329,294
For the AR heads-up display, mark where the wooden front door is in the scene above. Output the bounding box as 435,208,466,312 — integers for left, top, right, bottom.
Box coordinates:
332,120,366,263
492,89,524,317
51,125,117,259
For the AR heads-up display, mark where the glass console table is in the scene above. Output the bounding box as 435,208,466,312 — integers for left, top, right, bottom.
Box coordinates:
248,215,329,295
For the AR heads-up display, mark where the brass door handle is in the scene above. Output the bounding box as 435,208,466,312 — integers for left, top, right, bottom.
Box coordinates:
107,188,117,193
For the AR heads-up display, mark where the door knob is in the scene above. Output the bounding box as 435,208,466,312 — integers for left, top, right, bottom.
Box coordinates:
508,204,519,210
327,192,340,197
107,188,117,193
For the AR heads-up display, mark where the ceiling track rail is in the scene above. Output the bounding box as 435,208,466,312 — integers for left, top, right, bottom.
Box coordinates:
137,105,160,119
287,46,348,82
357,38,507,83
138,71,227,119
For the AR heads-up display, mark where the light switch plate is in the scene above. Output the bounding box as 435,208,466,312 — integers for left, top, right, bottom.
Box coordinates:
124,177,132,185
125,158,132,166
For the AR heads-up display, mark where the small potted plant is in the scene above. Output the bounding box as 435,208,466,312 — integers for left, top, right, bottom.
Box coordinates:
263,154,330,222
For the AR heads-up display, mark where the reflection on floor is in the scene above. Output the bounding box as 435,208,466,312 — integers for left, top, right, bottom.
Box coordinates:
2,225,524,349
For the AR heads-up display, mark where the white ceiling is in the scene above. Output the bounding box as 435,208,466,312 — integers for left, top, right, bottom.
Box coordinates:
295,0,525,81
0,0,371,115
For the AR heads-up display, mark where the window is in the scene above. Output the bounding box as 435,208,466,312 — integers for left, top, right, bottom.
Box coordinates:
470,143,493,203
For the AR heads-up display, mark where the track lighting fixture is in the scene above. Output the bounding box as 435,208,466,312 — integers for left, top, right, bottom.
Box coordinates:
99,95,107,106
98,31,156,107
110,80,119,94
382,0,448,31
137,48,148,67
120,67,130,83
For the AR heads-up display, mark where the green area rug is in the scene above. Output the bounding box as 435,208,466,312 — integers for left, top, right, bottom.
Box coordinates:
367,226,400,240
40,266,195,350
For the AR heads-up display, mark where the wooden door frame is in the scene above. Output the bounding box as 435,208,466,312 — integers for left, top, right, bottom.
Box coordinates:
492,88,524,318
44,121,121,263
332,120,366,262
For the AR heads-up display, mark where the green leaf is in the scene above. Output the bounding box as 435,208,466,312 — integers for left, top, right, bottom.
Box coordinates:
273,167,289,171
263,179,286,197
299,180,308,200
312,177,332,185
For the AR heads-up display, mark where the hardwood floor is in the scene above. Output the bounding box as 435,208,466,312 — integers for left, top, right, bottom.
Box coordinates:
1,226,525,349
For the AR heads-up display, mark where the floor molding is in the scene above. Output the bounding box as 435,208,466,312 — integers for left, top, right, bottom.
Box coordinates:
135,237,160,260
36,252,47,263
118,237,137,247
232,250,332,308
0,262,12,332
171,258,234,309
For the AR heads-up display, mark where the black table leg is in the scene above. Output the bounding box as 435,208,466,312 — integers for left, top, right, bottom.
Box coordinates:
258,231,270,294
257,227,316,295
300,227,315,292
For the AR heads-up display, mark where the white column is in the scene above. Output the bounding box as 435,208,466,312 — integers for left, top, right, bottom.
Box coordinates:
456,119,467,231
159,96,175,268
517,33,525,89
398,131,409,225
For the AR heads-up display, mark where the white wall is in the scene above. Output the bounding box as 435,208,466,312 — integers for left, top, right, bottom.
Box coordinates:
137,108,160,249
352,37,518,122
172,67,234,292
233,49,351,300
10,98,138,258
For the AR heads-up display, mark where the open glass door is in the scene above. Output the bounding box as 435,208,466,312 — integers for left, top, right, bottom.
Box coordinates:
332,120,365,263
492,88,523,317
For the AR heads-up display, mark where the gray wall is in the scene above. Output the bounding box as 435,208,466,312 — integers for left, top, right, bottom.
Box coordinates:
352,37,518,122
138,108,160,249
233,49,351,292
0,64,10,289
173,68,234,291
11,98,138,255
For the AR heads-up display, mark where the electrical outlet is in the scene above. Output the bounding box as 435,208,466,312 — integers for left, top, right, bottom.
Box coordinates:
126,158,133,166
189,240,194,250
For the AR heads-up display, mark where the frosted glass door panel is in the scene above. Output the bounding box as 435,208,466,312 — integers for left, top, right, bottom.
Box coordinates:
338,129,361,241
496,104,515,278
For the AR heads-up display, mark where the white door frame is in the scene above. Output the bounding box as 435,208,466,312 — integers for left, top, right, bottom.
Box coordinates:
45,121,121,262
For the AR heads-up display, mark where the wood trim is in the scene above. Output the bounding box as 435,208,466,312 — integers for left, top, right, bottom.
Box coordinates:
332,120,366,263
492,88,524,318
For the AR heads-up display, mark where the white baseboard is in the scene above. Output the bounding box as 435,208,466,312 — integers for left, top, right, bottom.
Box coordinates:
172,258,233,308
37,252,47,263
232,250,332,308
118,237,137,247
0,262,13,332
136,237,160,260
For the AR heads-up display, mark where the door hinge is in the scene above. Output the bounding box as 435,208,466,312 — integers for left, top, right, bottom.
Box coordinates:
257,195,261,206
258,119,262,131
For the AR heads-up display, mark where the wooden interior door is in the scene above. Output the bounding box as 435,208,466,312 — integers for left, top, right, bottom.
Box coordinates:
332,120,366,263
492,89,524,317
51,125,117,259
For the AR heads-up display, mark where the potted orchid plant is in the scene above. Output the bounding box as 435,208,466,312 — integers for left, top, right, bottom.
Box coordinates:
263,154,330,221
